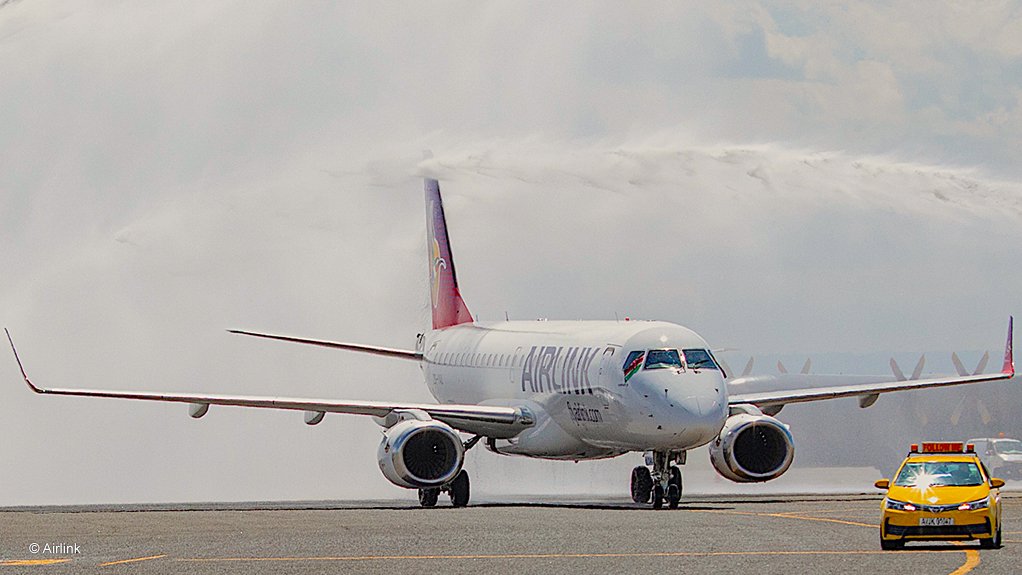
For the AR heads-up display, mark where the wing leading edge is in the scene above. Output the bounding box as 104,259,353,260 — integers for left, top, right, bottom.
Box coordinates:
729,317,1014,409
5,330,526,438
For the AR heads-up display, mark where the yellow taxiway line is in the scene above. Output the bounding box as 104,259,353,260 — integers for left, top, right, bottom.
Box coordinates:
97,554,167,567
172,549,982,563
687,507,980,575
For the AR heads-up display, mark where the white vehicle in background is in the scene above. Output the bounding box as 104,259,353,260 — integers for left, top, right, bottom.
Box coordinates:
969,437,1022,479
6,174,1016,508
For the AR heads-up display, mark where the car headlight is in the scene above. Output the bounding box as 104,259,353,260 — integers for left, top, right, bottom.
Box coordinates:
957,497,989,511
885,498,917,511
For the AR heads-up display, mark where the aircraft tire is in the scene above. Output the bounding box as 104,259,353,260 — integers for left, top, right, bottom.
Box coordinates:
449,470,470,507
652,484,664,509
630,466,653,503
667,484,680,509
669,466,683,497
418,488,440,507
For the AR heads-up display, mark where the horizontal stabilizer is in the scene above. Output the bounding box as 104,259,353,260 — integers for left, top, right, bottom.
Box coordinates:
228,330,422,361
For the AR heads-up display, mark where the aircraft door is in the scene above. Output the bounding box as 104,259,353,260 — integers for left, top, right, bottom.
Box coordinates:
598,345,620,404
510,346,523,386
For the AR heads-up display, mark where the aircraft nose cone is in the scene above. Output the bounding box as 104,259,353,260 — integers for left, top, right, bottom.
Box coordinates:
677,392,721,419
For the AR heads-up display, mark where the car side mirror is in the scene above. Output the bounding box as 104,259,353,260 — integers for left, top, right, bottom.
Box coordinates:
874,479,890,489
991,478,1005,489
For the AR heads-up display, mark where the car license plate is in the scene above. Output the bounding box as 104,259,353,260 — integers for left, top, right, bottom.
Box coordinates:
920,517,954,526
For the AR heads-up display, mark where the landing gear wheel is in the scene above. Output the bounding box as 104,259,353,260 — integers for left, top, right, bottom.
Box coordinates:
666,484,680,509
449,470,470,507
418,487,440,507
630,466,653,504
652,484,664,509
667,466,682,509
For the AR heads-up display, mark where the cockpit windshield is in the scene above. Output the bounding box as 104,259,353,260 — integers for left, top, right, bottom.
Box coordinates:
644,349,683,370
682,349,719,370
622,350,645,381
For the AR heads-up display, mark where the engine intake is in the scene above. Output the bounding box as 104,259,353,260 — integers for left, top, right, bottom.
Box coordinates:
709,413,794,482
377,419,465,488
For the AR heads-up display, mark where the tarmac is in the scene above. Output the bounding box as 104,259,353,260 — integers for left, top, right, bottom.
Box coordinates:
2,493,1019,574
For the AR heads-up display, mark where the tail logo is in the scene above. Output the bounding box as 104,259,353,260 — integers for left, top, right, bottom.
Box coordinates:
428,201,447,309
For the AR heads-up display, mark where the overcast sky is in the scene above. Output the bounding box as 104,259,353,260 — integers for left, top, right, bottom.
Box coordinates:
1,2,1020,505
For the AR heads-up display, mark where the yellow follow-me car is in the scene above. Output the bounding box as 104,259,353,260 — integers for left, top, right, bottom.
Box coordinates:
876,442,1004,550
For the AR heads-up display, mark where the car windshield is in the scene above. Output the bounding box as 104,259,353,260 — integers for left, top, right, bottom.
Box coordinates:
644,349,682,370
682,349,718,370
894,461,984,487
995,440,1022,454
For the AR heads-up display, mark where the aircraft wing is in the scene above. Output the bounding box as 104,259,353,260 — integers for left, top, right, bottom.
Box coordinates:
5,330,525,438
728,317,1014,409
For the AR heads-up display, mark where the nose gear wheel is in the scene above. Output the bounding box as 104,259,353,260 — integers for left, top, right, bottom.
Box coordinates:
633,450,685,509
630,466,653,503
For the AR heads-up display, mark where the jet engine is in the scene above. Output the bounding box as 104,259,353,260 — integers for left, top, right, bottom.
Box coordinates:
709,412,794,483
377,419,465,488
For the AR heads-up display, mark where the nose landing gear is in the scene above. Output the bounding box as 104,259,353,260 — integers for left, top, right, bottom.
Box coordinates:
630,450,685,509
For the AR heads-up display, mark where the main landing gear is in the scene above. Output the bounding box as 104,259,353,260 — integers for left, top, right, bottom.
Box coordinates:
418,435,480,508
631,450,685,509
418,469,470,508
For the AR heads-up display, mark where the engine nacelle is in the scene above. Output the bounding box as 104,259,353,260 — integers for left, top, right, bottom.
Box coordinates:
377,419,465,488
709,413,794,483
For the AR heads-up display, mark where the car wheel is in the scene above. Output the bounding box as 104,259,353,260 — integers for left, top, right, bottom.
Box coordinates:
981,523,1002,549
880,535,902,551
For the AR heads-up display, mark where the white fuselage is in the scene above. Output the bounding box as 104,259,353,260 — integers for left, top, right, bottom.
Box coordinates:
420,320,729,460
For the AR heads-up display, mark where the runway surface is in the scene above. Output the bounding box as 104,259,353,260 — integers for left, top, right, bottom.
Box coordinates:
2,493,1019,574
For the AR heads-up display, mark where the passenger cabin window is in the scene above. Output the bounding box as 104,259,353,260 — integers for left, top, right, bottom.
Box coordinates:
682,349,719,370
644,349,682,370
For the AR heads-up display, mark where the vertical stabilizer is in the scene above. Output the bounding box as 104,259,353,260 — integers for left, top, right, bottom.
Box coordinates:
1004,316,1014,375
425,179,473,329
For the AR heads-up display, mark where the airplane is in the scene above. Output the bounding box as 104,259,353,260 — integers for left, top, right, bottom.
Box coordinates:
6,176,1015,509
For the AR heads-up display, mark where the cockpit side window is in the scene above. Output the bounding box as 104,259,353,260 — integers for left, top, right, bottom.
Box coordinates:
622,350,644,382
682,349,718,370
644,349,682,370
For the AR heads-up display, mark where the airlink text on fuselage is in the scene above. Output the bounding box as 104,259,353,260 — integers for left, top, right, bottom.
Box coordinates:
520,345,601,394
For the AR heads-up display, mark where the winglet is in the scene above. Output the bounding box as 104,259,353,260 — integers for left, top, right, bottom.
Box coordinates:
5,329,46,394
1003,316,1014,376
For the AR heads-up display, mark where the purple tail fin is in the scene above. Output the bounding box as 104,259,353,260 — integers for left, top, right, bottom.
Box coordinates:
425,178,472,329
